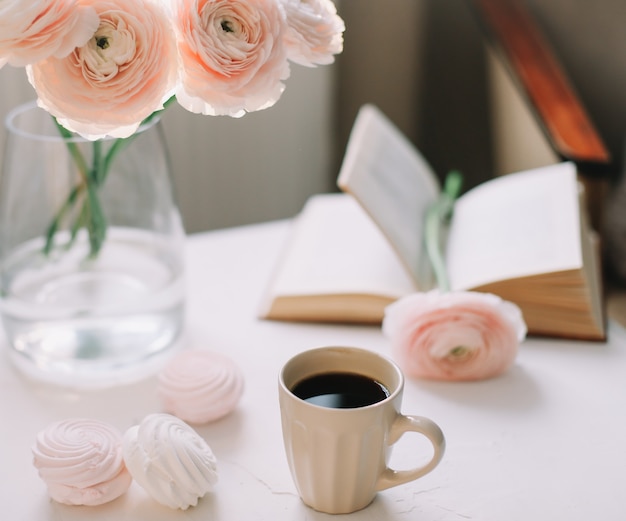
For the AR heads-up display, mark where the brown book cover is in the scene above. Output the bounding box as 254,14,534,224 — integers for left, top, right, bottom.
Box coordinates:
468,0,610,169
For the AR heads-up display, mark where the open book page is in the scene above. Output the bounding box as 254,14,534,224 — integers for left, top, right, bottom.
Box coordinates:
263,193,417,300
337,104,440,290
446,162,583,291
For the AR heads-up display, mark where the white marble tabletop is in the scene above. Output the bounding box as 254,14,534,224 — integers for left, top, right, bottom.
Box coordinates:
1,219,625,520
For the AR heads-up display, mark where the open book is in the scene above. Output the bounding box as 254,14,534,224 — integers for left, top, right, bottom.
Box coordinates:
259,105,605,340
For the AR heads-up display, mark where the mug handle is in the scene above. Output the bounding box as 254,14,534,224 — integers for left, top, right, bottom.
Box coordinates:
376,414,446,491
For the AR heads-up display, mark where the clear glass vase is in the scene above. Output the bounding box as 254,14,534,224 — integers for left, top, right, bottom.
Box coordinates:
0,102,186,388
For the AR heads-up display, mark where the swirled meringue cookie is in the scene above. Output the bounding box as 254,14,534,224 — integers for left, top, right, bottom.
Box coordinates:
122,413,218,510
32,418,131,506
158,350,244,424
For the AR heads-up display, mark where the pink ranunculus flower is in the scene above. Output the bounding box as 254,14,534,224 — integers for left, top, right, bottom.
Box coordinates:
174,0,291,117
280,0,345,67
0,0,99,69
382,290,527,382
26,0,178,139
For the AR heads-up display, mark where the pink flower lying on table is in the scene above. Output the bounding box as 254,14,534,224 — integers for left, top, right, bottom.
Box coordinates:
0,0,99,69
382,290,527,381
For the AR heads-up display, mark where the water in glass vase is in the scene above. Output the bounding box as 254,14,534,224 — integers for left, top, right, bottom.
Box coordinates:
1,228,184,387
0,102,186,387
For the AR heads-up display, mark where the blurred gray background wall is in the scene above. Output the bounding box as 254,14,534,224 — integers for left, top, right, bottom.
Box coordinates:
336,0,626,184
1,0,625,233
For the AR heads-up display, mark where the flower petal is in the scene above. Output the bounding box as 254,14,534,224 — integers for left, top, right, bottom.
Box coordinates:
0,0,99,68
382,290,527,381
27,0,178,139
280,0,344,67
174,0,290,117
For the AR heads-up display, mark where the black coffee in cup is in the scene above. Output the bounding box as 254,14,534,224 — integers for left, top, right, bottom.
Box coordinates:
292,372,390,409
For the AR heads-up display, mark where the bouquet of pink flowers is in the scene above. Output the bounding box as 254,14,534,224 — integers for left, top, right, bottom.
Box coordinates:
0,0,344,139
1,0,344,256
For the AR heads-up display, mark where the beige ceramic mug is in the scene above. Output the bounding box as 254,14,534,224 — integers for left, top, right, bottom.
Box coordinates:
278,346,445,514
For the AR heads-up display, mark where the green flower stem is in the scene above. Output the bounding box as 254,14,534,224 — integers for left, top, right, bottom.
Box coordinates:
44,120,109,257
43,97,176,259
44,120,90,255
85,180,107,257
43,184,83,255
68,199,88,247
424,170,463,292
94,97,176,191
92,140,105,185
52,120,90,179
101,138,128,181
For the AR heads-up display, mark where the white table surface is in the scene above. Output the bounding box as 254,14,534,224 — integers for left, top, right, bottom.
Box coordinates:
2,219,626,520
